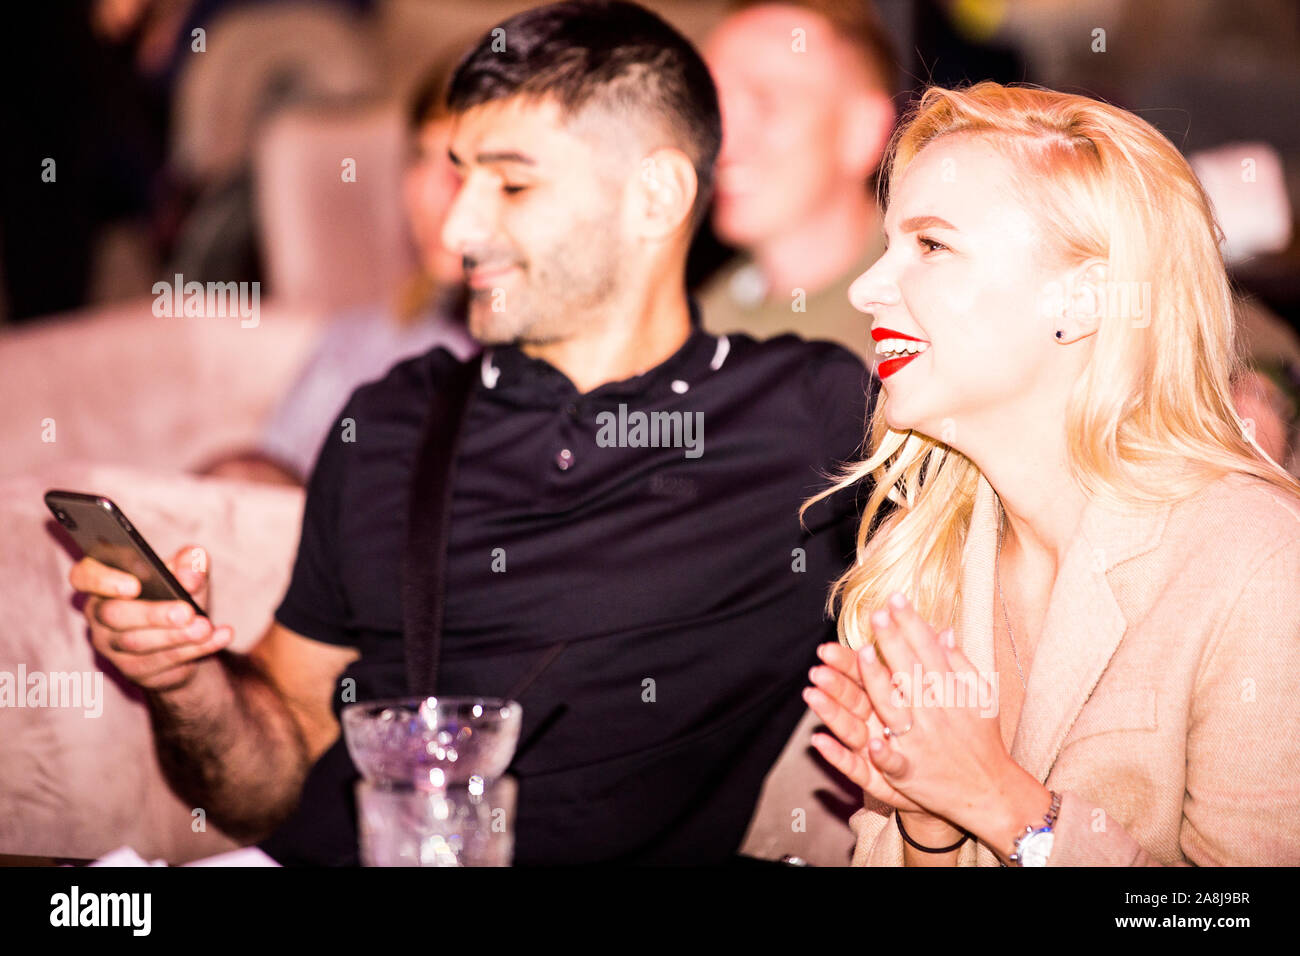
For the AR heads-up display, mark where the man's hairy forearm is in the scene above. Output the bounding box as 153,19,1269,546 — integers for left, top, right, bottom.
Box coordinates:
146,651,311,843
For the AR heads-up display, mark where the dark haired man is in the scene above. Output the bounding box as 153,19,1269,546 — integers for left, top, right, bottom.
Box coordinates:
69,0,875,865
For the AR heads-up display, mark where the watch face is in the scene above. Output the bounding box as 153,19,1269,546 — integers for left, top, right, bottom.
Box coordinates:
1019,830,1055,867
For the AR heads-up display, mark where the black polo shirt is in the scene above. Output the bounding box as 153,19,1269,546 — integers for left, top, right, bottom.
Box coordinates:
260,312,876,866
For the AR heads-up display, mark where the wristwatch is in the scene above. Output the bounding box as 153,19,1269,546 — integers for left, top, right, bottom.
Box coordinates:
1008,789,1062,867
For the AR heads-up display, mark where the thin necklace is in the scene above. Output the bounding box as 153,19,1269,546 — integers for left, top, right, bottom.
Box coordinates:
996,510,1028,690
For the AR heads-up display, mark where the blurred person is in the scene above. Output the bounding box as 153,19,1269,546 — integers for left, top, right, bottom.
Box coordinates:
198,56,478,487
0,0,377,323
67,1,876,866
697,0,898,364
1232,297,1300,476
805,83,1300,866
93,0,376,88
2,2,168,321
1189,141,1300,477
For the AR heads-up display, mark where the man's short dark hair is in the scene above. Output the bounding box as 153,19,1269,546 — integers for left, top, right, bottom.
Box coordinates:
447,0,722,231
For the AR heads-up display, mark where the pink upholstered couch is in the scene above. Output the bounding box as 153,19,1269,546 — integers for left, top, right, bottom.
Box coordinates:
0,299,318,862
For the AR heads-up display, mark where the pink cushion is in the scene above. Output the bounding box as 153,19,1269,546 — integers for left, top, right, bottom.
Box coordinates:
0,462,303,862
0,299,320,480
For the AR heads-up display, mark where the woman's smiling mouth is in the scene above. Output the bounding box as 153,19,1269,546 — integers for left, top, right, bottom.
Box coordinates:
872,327,930,379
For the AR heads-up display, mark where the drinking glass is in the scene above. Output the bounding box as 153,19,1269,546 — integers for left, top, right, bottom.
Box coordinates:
355,776,518,867
341,696,523,867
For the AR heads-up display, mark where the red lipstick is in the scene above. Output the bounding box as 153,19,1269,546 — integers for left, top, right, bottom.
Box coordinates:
871,327,928,343
878,353,922,378
872,327,930,379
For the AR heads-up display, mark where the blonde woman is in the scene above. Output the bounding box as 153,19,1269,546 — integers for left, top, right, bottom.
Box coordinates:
802,82,1300,866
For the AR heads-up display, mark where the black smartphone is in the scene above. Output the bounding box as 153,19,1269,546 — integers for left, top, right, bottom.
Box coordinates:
45,490,207,616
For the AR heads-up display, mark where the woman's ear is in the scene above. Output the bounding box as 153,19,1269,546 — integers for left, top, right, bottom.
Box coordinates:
1058,259,1109,342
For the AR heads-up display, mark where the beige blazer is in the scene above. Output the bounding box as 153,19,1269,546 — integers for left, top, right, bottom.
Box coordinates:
843,469,1300,865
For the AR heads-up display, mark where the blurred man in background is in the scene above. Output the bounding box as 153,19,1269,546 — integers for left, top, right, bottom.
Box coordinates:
698,0,897,366
198,56,477,485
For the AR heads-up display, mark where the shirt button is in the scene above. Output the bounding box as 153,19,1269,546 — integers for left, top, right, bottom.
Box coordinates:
671,379,689,394
565,403,580,419
555,448,575,471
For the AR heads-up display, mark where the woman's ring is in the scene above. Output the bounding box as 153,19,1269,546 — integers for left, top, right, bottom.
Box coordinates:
882,721,913,740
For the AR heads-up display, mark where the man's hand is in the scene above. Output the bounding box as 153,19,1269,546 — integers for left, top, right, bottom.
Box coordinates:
70,544,233,693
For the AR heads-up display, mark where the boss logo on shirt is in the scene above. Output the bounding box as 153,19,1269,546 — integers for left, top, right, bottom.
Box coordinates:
648,473,699,499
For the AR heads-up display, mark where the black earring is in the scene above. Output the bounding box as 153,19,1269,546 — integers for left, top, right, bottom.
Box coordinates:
1055,330,1064,340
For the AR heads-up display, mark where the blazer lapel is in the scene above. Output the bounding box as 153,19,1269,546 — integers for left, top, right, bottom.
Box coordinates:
1006,482,1171,782
956,474,1000,685
954,474,1170,864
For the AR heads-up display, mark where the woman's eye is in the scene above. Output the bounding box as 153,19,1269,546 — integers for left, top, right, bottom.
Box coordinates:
503,184,529,195
918,236,947,253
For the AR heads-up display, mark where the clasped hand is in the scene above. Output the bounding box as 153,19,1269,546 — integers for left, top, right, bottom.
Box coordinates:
802,591,1014,837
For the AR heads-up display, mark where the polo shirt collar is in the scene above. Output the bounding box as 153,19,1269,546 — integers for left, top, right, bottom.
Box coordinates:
477,297,729,404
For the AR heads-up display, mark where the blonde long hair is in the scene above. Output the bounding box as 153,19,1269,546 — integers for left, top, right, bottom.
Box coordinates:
808,82,1300,649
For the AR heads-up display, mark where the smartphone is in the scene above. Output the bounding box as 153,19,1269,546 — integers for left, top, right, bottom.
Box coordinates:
45,490,207,616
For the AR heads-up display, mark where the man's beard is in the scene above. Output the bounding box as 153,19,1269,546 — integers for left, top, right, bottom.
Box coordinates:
466,229,621,346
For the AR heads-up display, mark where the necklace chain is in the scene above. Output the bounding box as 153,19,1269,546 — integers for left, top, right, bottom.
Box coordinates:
996,510,1028,691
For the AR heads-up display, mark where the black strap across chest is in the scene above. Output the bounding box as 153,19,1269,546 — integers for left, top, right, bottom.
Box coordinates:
401,358,479,696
